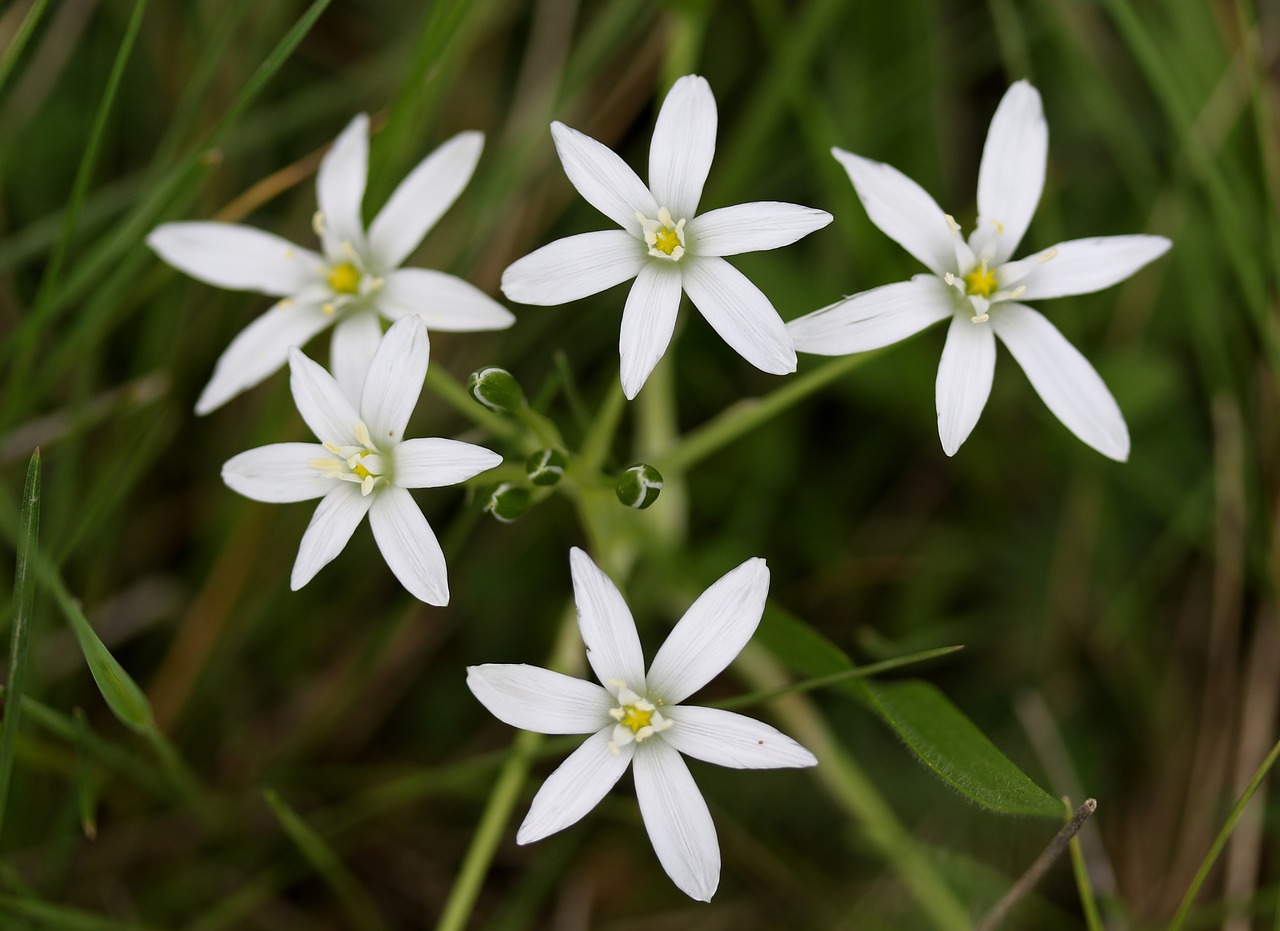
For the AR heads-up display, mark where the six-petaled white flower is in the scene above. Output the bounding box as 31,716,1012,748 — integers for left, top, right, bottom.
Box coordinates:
501,75,832,399
467,547,817,901
149,115,515,413
786,81,1171,460
221,315,502,604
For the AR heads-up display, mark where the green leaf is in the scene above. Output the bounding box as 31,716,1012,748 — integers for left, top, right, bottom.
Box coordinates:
0,449,40,839
865,680,1061,817
49,576,154,734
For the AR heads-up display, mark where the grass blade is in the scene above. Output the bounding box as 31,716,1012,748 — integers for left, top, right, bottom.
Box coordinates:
0,0,52,97
0,448,40,839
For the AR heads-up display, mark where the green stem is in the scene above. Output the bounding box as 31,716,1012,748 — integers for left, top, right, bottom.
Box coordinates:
1169,735,1280,931
0,0,52,97
658,353,870,475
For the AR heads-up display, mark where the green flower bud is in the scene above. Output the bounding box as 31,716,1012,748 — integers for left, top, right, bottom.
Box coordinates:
468,367,526,413
615,463,663,510
484,482,532,523
525,448,568,487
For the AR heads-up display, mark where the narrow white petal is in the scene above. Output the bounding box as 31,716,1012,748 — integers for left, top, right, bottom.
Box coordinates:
992,303,1129,460
317,114,369,259
378,268,515,331
517,728,633,844
976,81,1048,264
1017,235,1172,301
646,557,769,705
551,122,658,235
633,740,719,902
148,222,322,296
935,313,996,456
367,131,484,270
359,315,429,445
368,486,449,604
680,256,796,376
330,312,383,404
394,437,502,488
619,262,683,399
831,148,956,275
649,74,717,219
466,665,614,734
662,706,817,769
222,443,332,502
569,547,646,691
787,275,953,355
288,347,362,447
195,300,333,415
500,230,645,305
686,202,832,257
291,483,372,590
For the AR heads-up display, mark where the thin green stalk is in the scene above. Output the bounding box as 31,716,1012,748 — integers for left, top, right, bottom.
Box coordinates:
1070,831,1104,931
659,353,871,475
0,450,40,839
0,0,52,97
7,0,150,400
1170,736,1280,931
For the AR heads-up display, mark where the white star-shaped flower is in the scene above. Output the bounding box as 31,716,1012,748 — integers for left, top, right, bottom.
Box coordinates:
501,75,832,399
787,81,1171,460
467,547,817,901
221,315,501,604
148,115,515,413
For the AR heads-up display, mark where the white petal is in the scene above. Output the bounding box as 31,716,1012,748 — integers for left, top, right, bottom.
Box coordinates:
359,315,428,445
831,148,956,275
222,443,332,502
633,739,719,902
466,665,614,734
1017,235,1172,301
686,202,832,257
378,268,515,331
648,74,717,220
991,303,1129,461
148,222,322,296
935,313,996,456
646,557,769,705
394,437,502,488
288,347,362,447
195,300,333,415
569,547,646,691
367,131,484,270
500,230,645,305
291,483,372,590
551,122,658,236
976,81,1048,264
517,728,633,844
368,486,449,604
680,256,796,376
317,113,369,259
330,312,383,404
787,275,953,355
619,262,683,399
662,705,817,769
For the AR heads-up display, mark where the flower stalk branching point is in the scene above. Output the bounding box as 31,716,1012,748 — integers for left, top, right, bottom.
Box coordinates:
786,81,1171,460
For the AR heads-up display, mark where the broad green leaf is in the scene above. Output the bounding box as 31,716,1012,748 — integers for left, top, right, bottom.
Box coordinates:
0,449,40,838
865,680,1061,817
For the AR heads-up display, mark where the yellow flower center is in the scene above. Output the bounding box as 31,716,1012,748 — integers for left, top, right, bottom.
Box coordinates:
308,423,388,496
963,262,998,298
653,227,681,256
619,703,655,733
327,262,362,295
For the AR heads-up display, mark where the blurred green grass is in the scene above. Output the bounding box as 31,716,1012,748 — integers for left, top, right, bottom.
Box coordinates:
0,0,1277,927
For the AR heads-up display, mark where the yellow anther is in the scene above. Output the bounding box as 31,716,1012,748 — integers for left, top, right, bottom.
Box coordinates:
322,303,336,316
991,218,1005,235
327,262,362,295
653,227,681,256
962,262,998,298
